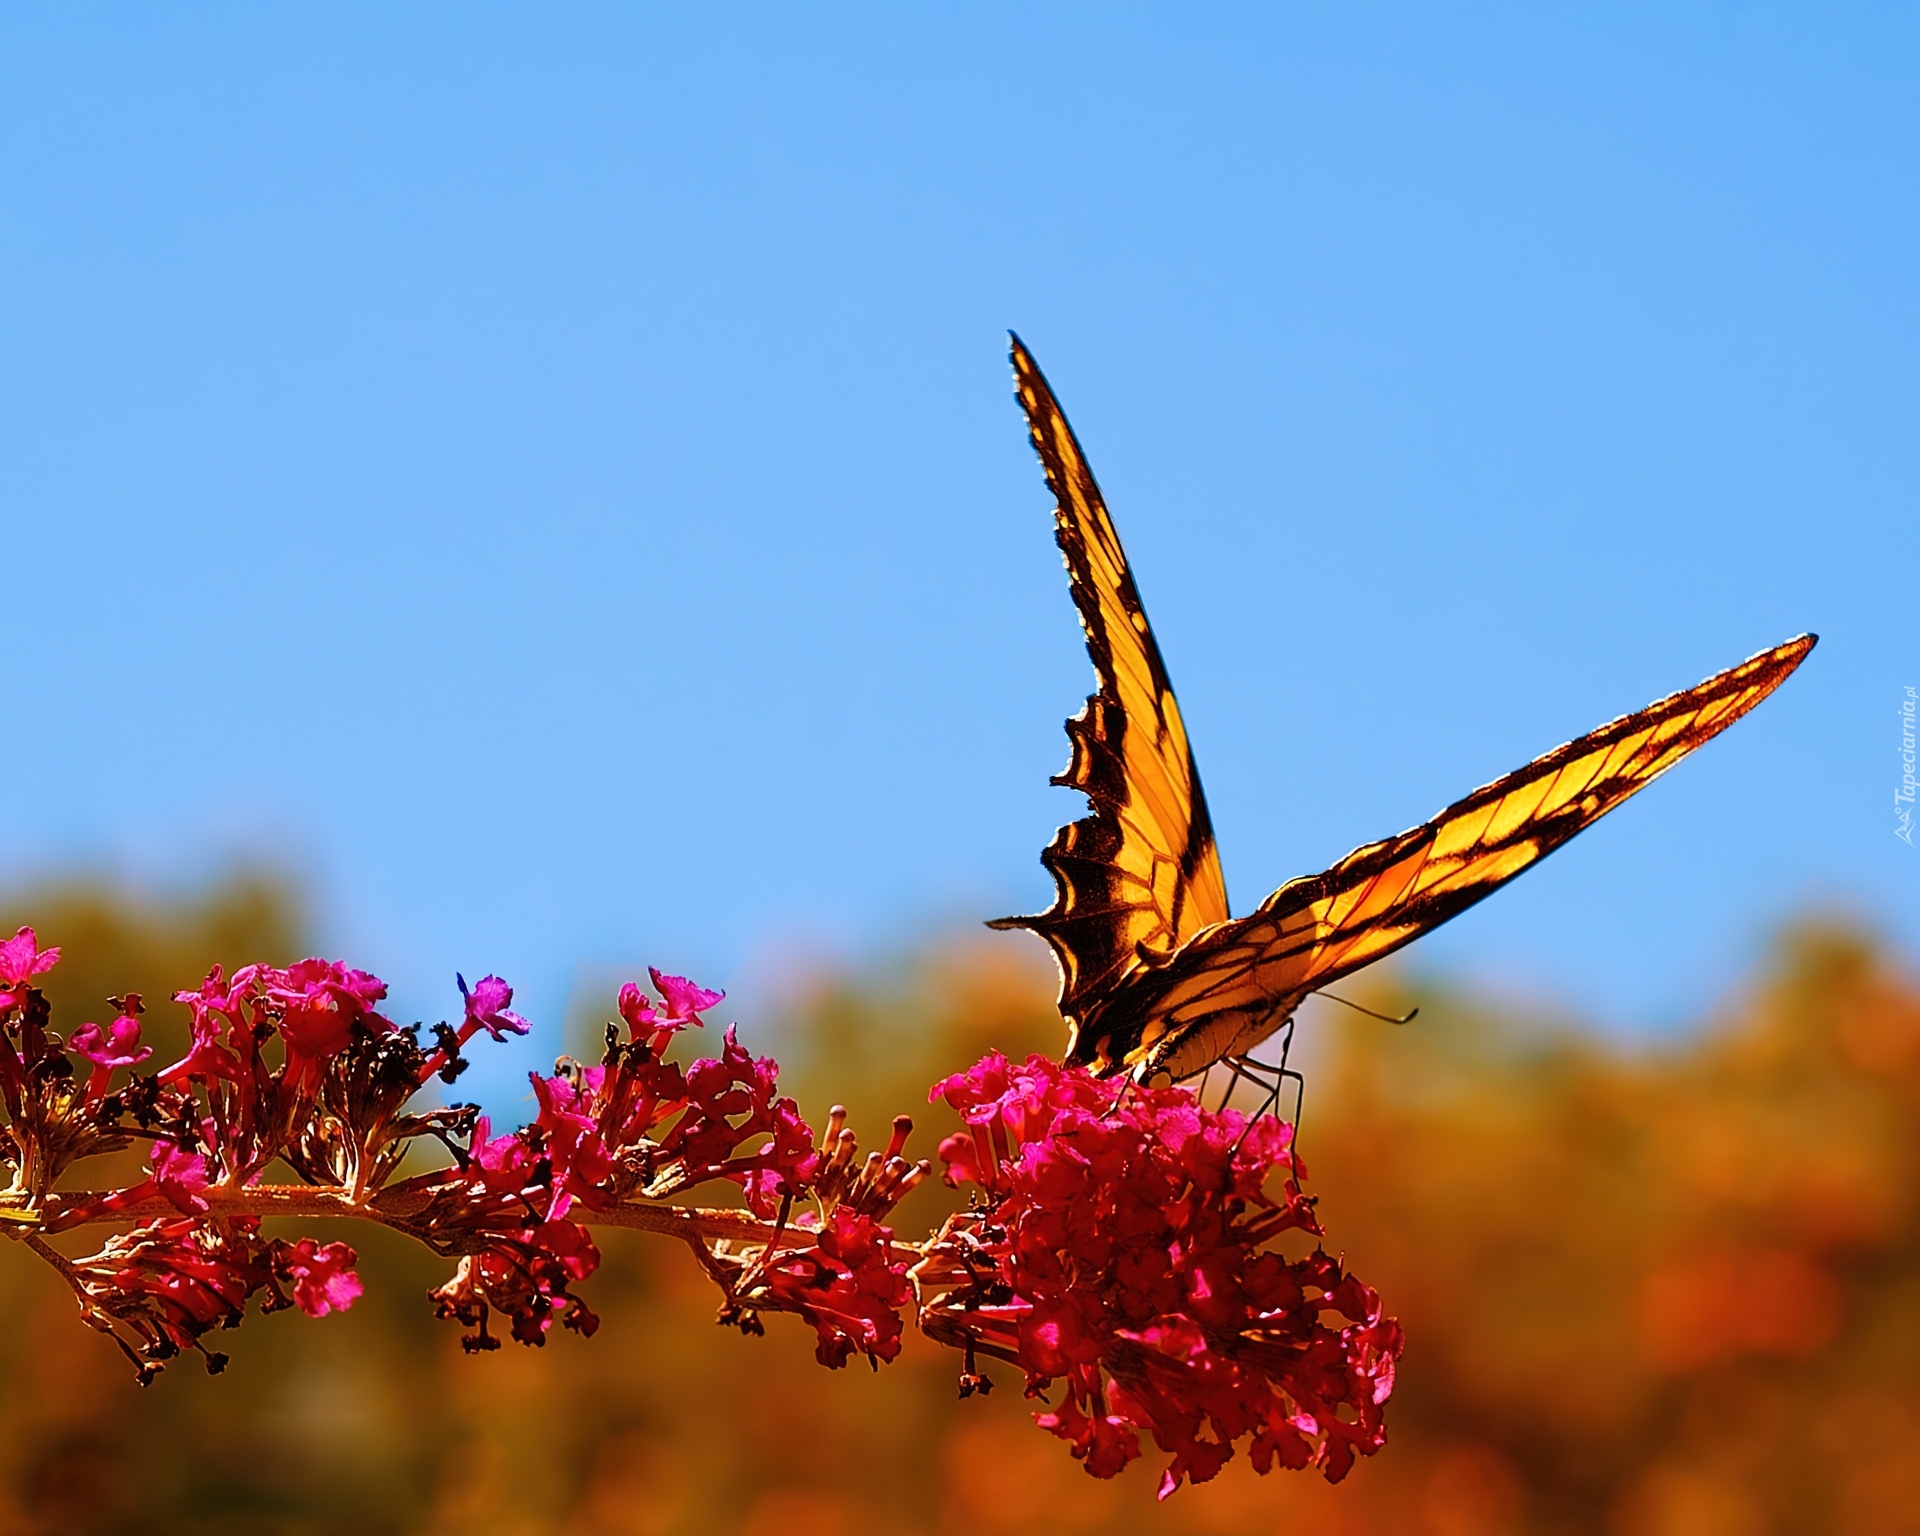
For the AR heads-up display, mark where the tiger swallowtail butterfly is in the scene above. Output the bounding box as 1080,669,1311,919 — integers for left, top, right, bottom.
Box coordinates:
990,334,1815,1084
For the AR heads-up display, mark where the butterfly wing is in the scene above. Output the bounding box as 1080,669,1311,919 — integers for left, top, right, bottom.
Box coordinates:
990,336,1233,1056
1080,633,1817,1080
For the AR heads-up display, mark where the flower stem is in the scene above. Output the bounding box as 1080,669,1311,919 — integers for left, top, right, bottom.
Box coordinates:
33,1184,837,1250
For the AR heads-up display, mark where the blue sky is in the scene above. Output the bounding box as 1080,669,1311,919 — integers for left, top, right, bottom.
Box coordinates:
1,8,1912,1095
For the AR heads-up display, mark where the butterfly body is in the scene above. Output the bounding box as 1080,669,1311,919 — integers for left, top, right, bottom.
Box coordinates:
1064,934,1303,1086
995,334,1815,1084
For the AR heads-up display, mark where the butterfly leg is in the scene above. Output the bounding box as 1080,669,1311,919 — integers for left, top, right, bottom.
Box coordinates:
1213,1055,1258,1117
1223,1019,1306,1164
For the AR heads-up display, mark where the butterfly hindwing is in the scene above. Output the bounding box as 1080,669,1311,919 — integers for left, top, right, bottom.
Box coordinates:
1092,633,1816,1081
989,336,1232,1051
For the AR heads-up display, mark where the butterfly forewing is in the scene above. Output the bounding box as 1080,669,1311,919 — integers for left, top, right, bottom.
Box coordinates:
989,336,1232,1051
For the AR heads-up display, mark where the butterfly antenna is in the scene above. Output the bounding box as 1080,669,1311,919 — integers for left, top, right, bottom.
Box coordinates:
1316,989,1419,1026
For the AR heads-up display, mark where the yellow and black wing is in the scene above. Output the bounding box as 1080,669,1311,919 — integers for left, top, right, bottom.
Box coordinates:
990,336,1233,1054
1081,633,1816,1080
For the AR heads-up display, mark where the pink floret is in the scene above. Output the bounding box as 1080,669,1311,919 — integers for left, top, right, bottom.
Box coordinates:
648,968,723,1024
0,927,59,985
277,1238,364,1318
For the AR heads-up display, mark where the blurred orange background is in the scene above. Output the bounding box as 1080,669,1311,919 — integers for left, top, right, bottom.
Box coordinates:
1,877,1915,1535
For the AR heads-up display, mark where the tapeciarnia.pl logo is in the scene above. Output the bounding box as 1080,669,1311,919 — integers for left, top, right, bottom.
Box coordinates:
1898,686,1916,846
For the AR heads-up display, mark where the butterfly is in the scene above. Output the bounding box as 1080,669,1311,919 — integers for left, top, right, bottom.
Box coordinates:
991,334,1816,1086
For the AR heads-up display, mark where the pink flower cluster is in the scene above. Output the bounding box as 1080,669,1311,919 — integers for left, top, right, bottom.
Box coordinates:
517,972,816,1223
426,968,845,1352
57,1215,361,1381
414,969,923,1365
754,1203,914,1369
0,933,448,1375
919,1052,1404,1497
0,923,1403,1497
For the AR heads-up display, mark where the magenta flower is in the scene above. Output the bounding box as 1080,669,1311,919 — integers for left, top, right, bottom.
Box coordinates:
468,1116,536,1196
149,1140,211,1214
762,1205,912,1369
530,1071,615,1219
532,1218,600,1282
70,1014,152,1073
649,968,723,1025
275,1238,364,1317
0,926,59,985
458,974,530,1042
160,967,246,1086
430,1224,602,1348
661,1026,821,1201
64,998,155,1102
86,1215,276,1372
617,982,658,1032
264,958,394,1061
